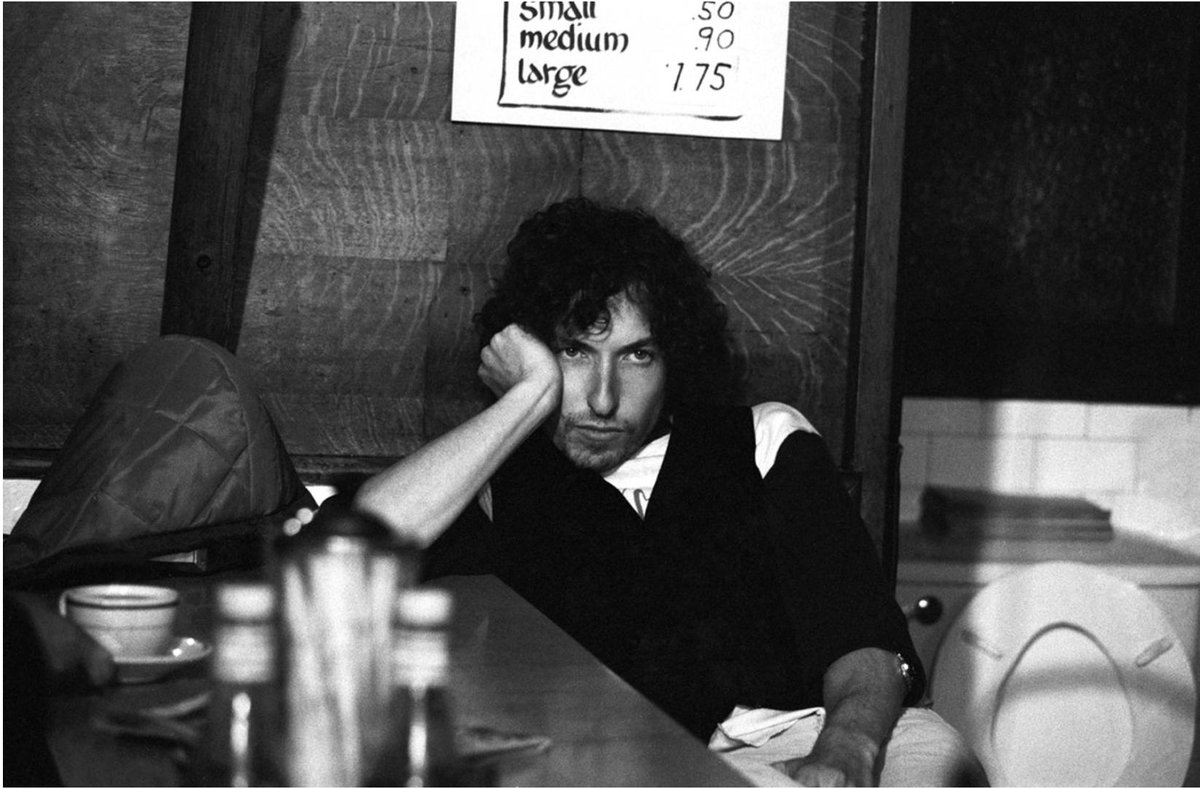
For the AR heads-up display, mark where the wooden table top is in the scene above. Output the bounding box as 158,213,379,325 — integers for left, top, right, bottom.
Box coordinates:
435,574,748,786
42,572,749,787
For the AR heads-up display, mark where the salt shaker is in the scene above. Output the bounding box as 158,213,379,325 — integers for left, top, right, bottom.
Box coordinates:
185,582,282,787
275,496,421,786
367,588,463,787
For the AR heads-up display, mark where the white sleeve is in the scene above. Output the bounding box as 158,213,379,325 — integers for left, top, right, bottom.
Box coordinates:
751,401,819,479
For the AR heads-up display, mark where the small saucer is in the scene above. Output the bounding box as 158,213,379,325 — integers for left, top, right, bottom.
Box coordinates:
114,637,212,684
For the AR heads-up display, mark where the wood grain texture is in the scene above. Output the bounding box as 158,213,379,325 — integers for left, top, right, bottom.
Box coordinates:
234,3,588,458
582,2,866,451
3,3,190,448
274,2,453,122
583,133,857,451
425,124,581,439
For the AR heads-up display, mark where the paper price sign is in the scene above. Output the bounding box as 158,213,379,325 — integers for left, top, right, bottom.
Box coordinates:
452,1,790,140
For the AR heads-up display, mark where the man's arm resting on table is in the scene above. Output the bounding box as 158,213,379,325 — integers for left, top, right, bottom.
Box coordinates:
355,324,560,546
776,647,906,787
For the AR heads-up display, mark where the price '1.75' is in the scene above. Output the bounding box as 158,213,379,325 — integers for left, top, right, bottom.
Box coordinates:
671,62,733,91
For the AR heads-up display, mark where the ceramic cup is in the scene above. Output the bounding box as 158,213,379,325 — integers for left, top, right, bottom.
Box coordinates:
58,584,179,657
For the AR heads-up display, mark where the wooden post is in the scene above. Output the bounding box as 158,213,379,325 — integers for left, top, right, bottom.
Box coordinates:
848,2,911,582
160,2,265,350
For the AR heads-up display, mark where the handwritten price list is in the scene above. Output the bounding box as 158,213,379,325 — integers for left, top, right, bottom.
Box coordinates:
453,0,790,140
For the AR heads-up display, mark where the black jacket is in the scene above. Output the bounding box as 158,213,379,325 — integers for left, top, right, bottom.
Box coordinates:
428,404,923,739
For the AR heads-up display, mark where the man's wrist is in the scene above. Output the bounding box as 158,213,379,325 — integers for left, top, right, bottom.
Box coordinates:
799,723,880,785
894,651,915,697
504,375,560,420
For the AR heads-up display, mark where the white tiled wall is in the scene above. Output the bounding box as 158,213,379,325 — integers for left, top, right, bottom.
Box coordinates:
900,398,1200,539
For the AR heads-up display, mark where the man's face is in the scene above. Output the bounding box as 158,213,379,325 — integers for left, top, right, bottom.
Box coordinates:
547,291,666,474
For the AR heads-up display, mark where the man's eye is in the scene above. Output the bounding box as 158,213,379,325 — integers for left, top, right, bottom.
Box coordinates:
560,345,583,358
629,349,655,363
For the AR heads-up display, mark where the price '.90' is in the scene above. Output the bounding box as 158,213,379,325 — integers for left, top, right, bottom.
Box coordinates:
697,26,734,51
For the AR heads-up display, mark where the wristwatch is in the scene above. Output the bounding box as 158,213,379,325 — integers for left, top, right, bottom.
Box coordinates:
895,652,915,696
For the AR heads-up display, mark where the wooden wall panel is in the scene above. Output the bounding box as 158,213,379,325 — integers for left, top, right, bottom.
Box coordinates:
237,112,455,457
583,134,857,449
234,1,866,465
582,3,865,449
785,3,865,146
235,3,456,461
3,3,189,451
5,2,883,521
252,117,453,261
240,249,437,459
234,3,587,461
275,2,453,122
427,125,581,439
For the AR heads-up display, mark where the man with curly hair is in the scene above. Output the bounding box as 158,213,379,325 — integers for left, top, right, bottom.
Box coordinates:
356,198,984,787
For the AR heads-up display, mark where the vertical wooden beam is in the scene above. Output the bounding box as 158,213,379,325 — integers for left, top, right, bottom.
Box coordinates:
160,2,265,350
848,2,911,583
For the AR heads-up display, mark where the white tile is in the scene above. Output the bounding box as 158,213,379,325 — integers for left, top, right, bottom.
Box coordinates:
899,435,930,489
1086,403,1191,439
983,400,1087,437
901,398,984,436
1087,490,1120,513
928,436,1035,492
1134,419,1200,500
1034,439,1137,494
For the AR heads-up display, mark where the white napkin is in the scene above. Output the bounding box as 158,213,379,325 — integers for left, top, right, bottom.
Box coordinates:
709,705,823,752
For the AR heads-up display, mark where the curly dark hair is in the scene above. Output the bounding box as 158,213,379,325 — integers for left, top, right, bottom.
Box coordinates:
476,197,737,410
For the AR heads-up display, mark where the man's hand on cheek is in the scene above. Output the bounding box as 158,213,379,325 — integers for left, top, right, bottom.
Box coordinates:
478,323,562,402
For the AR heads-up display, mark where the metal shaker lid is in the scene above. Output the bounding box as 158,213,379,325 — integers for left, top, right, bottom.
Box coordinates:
216,581,276,619
395,587,454,627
